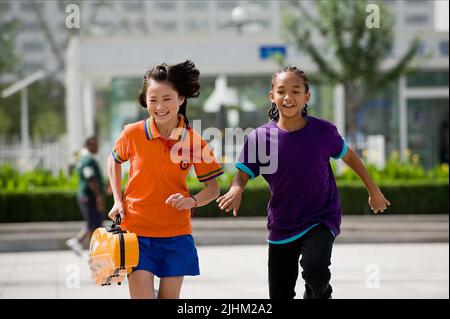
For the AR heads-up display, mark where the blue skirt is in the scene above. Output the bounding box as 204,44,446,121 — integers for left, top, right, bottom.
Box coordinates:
131,234,200,278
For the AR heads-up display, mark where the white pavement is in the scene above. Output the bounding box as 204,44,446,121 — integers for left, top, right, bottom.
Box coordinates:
0,243,448,299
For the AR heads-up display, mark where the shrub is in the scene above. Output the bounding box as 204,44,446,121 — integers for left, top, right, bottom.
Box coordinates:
0,181,447,222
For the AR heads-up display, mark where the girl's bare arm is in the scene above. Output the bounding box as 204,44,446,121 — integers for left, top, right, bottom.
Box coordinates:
107,154,125,220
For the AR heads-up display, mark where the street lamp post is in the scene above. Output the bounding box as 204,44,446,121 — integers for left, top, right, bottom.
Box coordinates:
20,87,30,155
231,6,248,35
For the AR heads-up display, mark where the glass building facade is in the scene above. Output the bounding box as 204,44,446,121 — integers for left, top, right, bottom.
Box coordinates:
105,67,448,171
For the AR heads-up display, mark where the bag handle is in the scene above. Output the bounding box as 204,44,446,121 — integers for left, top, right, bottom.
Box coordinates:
114,215,122,226
106,215,123,233
107,214,126,269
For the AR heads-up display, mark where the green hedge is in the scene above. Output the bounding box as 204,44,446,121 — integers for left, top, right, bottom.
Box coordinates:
1,160,449,191
0,181,448,222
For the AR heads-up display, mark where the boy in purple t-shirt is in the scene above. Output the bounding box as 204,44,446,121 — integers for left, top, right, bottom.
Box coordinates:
217,66,390,299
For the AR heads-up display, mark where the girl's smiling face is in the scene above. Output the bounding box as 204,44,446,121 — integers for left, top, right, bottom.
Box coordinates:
269,71,310,120
146,79,185,126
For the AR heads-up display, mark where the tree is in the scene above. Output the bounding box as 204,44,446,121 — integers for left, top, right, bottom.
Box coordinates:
29,0,107,75
0,1,19,77
0,2,19,138
29,0,151,76
2,2,142,143
282,0,419,136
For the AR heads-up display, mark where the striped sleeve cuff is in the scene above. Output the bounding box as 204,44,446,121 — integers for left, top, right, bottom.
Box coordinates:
235,162,256,180
197,167,224,183
333,138,348,160
111,148,126,164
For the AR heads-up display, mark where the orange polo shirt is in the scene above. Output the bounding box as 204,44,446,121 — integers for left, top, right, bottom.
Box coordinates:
112,115,223,237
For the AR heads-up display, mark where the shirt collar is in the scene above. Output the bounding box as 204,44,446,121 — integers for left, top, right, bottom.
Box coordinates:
80,148,93,157
144,114,188,142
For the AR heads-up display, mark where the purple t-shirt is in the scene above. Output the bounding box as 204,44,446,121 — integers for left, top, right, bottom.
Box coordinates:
236,116,347,241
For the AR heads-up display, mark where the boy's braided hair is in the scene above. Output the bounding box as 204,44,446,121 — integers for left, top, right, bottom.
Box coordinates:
268,66,310,122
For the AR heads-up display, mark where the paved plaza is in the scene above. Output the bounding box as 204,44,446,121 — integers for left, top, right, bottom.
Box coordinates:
0,243,448,299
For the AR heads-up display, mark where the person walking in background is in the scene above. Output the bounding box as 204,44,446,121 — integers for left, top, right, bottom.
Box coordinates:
108,60,223,299
66,136,105,256
217,66,390,299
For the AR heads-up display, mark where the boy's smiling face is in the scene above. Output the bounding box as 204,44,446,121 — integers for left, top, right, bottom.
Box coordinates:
269,71,310,120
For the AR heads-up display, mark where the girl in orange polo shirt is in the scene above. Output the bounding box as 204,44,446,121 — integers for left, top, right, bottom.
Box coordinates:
108,60,223,299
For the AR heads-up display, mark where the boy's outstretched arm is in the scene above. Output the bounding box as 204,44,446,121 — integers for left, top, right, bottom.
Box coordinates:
341,147,390,214
216,170,249,216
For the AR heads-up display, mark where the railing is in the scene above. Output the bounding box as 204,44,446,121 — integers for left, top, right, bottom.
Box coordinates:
0,141,70,175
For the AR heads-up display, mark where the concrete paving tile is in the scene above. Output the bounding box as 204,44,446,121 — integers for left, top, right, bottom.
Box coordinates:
0,243,448,299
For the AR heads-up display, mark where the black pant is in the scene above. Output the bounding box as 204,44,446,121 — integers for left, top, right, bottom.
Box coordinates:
268,224,334,299
77,195,103,231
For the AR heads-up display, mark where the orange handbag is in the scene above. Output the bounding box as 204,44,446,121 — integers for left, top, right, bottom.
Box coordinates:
88,216,139,286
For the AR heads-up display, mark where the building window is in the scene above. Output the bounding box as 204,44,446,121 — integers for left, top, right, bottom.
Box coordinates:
91,20,114,31
384,45,394,58
416,41,428,56
22,41,45,52
384,0,398,7
405,14,428,25
185,1,209,11
58,2,66,11
21,1,46,12
245,20,271,33
185,19,209,31
247,1,270,10
22,62,42,74
21,2,34,11
153,20,177,32
2,1,11,11
439,40,449,56
59,21,69,31
123,1,145,11
255,20,270,30
216,1,239,11
152,1,176,11
407,98,449,168
21,21,41,31
407,71,449,87
405,0,425,5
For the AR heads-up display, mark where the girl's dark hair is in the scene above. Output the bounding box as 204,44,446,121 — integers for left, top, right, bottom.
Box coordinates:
268,66,310,122
138,60,200,126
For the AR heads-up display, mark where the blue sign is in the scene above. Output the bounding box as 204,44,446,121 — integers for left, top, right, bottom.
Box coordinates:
259,46,286,60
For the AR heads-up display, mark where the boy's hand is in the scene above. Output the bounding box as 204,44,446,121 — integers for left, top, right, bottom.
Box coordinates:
368,191,390,214
166,193,196,210
216,187,243,216
108,201,125,221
